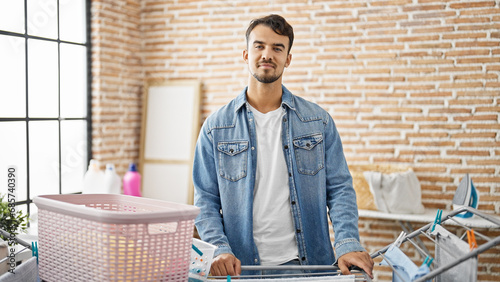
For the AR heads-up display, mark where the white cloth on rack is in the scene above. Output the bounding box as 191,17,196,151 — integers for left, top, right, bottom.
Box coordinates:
431,224,477,282
364,170,425,214
0,256,39,282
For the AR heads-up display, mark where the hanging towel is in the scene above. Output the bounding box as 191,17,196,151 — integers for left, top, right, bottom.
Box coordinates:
431,224,477,282
364,170,425,214
0,256,39,282
380,245,431,282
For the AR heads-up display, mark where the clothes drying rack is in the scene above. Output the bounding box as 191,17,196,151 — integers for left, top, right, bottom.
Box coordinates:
371,206,500,282
208,206,499,281
208,265,371,281
0,228,39,282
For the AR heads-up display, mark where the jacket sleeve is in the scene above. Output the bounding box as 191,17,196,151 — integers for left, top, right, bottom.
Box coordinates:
323,113,366,259
192,122,234,257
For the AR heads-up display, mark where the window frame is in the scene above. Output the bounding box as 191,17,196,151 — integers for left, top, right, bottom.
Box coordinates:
0,0,92,217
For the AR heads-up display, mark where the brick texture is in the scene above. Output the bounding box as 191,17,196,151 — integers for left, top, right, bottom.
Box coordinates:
91,0,500,281
91,0,144,175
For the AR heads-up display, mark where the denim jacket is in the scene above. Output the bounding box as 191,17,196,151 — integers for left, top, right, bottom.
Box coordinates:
193,85,365,273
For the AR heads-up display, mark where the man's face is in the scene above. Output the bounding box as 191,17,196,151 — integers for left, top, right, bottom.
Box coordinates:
244,25,292,84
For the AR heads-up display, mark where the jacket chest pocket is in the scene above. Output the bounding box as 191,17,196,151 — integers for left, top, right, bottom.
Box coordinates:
293,133,324,175
217,141,248,182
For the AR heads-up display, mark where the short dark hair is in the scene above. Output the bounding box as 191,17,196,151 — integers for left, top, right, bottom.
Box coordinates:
245,14,294,54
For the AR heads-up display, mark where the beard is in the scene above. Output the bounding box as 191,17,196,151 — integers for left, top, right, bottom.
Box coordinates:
251,60,282,84
252,71,282,84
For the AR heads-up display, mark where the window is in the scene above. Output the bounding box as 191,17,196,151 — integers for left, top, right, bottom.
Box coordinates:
0,0,91,226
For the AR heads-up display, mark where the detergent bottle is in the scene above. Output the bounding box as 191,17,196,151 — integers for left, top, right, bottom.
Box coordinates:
103,163,121,194
123,163,142,197
83,159,105,194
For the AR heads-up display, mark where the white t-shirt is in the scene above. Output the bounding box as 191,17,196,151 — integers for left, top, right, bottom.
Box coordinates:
248,103,299,265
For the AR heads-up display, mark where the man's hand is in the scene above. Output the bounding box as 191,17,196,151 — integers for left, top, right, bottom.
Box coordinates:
338,251,374,279
210,253,242,277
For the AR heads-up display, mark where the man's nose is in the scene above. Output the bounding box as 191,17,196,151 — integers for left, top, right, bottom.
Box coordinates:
262,48,272,61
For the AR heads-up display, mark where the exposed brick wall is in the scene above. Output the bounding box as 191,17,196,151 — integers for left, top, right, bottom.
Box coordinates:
91,0,144,176
91,0,499,280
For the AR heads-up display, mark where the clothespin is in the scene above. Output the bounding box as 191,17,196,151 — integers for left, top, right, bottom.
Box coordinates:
431,209,442,232
467,229,478,251
422,255,434,267
389,231,406,251
31,241,38,264
394,231,406,248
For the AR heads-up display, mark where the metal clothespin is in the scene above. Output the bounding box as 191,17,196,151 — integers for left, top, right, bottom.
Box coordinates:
431,209,442,232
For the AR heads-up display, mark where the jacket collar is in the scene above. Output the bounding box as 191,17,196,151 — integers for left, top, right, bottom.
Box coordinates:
233,85,295,113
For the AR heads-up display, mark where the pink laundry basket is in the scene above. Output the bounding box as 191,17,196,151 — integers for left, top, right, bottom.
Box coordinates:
33,194,200,282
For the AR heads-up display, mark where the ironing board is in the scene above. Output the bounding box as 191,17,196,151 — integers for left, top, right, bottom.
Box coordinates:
358,208,497,229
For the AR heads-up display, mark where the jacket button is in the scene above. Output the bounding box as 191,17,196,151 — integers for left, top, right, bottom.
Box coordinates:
284,145,288,149
296,229,301,233
283,118,287,122
301,257,306,261
289,173,292,177
291,201,296,205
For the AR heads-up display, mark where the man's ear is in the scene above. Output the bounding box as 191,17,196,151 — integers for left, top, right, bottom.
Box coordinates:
285,53,292,68
243,49,248,63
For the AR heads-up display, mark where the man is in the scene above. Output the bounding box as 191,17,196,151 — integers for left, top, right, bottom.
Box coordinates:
193,14,374,278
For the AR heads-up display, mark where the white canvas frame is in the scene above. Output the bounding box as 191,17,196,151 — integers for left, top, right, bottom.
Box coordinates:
139,80,201,205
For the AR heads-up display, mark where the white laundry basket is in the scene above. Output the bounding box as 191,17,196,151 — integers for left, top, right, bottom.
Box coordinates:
34,194,199,282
